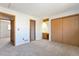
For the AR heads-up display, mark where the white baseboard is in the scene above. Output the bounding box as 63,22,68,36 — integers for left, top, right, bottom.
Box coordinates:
15,40,30,46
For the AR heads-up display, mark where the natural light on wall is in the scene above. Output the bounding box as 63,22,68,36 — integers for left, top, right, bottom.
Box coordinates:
8,23,11,31
42,22,48,33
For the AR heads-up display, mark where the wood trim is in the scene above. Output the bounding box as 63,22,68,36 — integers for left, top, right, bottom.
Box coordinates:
0,12,15,17
43,18,49,22
0,12,15,46
51,14,79,21
11,16,16,46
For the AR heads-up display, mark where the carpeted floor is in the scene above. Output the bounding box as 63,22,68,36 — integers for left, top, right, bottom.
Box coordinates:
0,37,10,48
0,38,79,56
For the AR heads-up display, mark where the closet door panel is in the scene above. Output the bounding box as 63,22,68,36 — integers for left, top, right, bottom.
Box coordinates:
74,16,79,45
63,16,79,45
51,19,63,42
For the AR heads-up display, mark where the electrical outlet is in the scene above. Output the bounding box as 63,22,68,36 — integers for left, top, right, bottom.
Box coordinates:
23,38,24,40
23,38,28,41
24,40,28,41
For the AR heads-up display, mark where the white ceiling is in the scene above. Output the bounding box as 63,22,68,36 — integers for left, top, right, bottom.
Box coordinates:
0,3,79,17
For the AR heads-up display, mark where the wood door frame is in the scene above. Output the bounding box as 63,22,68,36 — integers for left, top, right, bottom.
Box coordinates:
30,19,36,42
0,12,15,46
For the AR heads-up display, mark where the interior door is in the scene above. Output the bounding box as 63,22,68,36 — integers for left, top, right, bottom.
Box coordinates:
30,20,36,41
63,15,79,45
51,19,63,43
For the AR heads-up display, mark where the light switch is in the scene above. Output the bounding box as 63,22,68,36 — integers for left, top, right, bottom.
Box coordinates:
17,28,20,31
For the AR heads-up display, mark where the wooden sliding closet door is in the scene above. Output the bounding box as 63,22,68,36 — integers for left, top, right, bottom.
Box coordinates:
63,15,79,46
51,19,63,43
51,14,79,46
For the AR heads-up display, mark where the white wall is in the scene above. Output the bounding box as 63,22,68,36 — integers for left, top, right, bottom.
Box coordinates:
0,7,42,46
36,18,42,40
49,9,79,41
15,13,30,46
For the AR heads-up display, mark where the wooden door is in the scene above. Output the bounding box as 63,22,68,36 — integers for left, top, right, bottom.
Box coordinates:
51,19,63,43
63,15,79,46
30,20,36,41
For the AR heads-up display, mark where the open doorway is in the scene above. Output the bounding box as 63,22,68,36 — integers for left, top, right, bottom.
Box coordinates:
0,20,10,47
0,12,15,46
42,18,49,40
30,20,36,42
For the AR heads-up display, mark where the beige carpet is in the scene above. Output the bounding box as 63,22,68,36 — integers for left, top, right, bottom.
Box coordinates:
0,39,79,56
0,37,10,48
